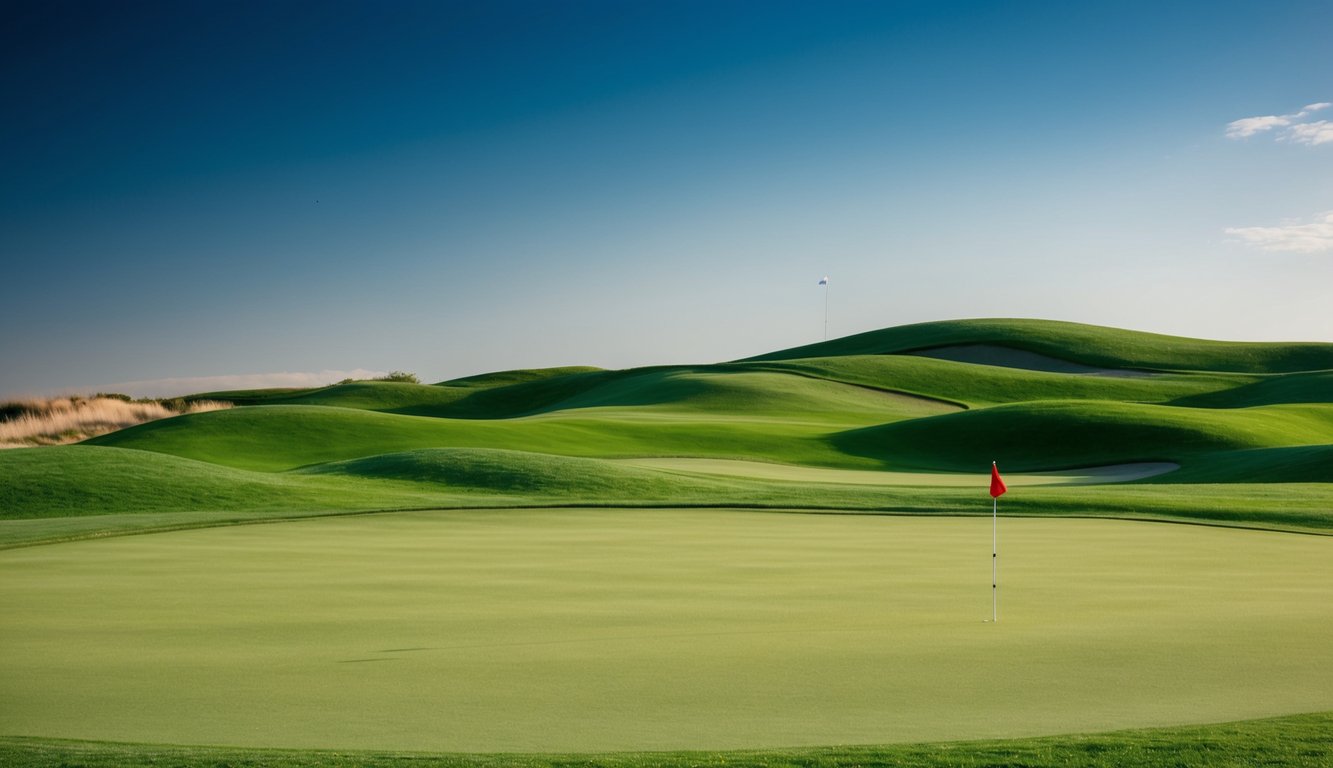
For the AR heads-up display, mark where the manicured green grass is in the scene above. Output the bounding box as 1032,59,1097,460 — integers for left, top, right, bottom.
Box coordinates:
744,318,1333,373
736,354,1253,406
835,400,1333,471
615,457,1178,485
1169,369,1333,408
1145,445,1333,484
194,367,964,419
3,511,1331,752
0,445,445,520
4,711,1331,767
84,398,933,472
60,321,1323,517
4,319,1333,764
5,445,1333,551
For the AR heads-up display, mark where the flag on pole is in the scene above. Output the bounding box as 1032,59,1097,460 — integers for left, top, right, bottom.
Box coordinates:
818,276,829,285
990,462,1007,498
989,461,1005,622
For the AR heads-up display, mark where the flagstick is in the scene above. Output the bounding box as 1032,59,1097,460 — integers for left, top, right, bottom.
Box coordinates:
992,493,998,623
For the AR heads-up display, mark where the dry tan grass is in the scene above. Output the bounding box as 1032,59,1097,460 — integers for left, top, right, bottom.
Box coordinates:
0,397,231,447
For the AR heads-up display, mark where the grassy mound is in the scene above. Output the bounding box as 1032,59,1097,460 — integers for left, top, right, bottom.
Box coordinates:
438,365,605,388
739,355,1249,406
1148,445,1333,484
536,369,957,418
188,367,954,421
0,317,1325,543
744,318,1333,373
0,445,422,520
1169,369,1333,408
833,401,1333,472
904,343,1155,375
297,448,734,497
88,370,956,473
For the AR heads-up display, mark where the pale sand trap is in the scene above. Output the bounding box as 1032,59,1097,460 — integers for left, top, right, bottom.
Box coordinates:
617,457,1179,486
906,344,1159,378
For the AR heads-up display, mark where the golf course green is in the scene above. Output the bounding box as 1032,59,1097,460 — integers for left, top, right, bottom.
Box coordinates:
2,318,1331,764
3,509,1331,752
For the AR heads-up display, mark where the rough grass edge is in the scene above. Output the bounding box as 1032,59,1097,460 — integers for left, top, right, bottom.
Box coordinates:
2,711,1330,767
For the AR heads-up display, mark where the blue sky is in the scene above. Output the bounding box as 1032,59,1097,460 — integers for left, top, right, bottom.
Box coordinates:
2,0,1331,397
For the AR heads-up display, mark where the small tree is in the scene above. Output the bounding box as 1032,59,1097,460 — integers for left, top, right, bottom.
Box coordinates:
378,371,420,384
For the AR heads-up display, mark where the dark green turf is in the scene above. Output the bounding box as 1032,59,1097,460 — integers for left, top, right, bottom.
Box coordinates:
5,443,1333,551
1169,369,1333,408
833,400,1333,471
0,445,426,519
736,354,1254,406
1,711,1330,767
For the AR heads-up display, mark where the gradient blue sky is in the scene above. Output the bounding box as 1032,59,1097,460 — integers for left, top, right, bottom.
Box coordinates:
3,0,1331,397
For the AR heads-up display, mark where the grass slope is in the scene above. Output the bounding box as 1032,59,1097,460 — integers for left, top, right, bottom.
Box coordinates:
8,444,1332,550
2,318,1328,545
191,368,958,420
1169,369,1333,408
296,447,742,497
0,445,426,519
3,711,1331,768
87,376,952,472
834,401,1333,472
1143,445,1333,484
744,318,1333,373
183,367,605,413
736,355,1251,406
439,365,605,388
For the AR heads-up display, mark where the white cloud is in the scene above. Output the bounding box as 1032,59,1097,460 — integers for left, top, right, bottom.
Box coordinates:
1226,102,1331,142
1225,211,1333,254
1284,120,1333,146
1226,114,1291,139
83,369,388,399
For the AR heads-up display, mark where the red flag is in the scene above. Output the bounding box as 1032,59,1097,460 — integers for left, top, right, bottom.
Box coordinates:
989,462,1007,498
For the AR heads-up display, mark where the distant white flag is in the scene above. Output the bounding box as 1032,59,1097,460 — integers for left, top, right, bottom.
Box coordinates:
818,276,829,285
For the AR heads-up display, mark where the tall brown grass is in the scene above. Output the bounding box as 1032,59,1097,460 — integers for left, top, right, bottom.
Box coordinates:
0,396,231,448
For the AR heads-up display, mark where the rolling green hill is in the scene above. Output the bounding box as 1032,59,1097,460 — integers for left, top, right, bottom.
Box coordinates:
833,401,1333,471
744,318,1333,373
734,354,1253,406
2,318,1331,546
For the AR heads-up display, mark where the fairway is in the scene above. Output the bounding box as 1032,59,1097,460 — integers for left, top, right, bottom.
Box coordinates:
616,458,1180,485
2,510,1331,752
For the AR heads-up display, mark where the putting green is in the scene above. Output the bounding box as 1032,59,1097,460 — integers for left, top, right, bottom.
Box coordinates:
2,510,1331,752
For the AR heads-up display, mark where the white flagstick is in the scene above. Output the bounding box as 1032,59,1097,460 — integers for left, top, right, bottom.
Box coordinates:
992,490,998,623
988,460,1004,623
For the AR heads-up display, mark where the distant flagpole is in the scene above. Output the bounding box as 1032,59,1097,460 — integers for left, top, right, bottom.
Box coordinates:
989,461,1007,623
818,276,829,340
